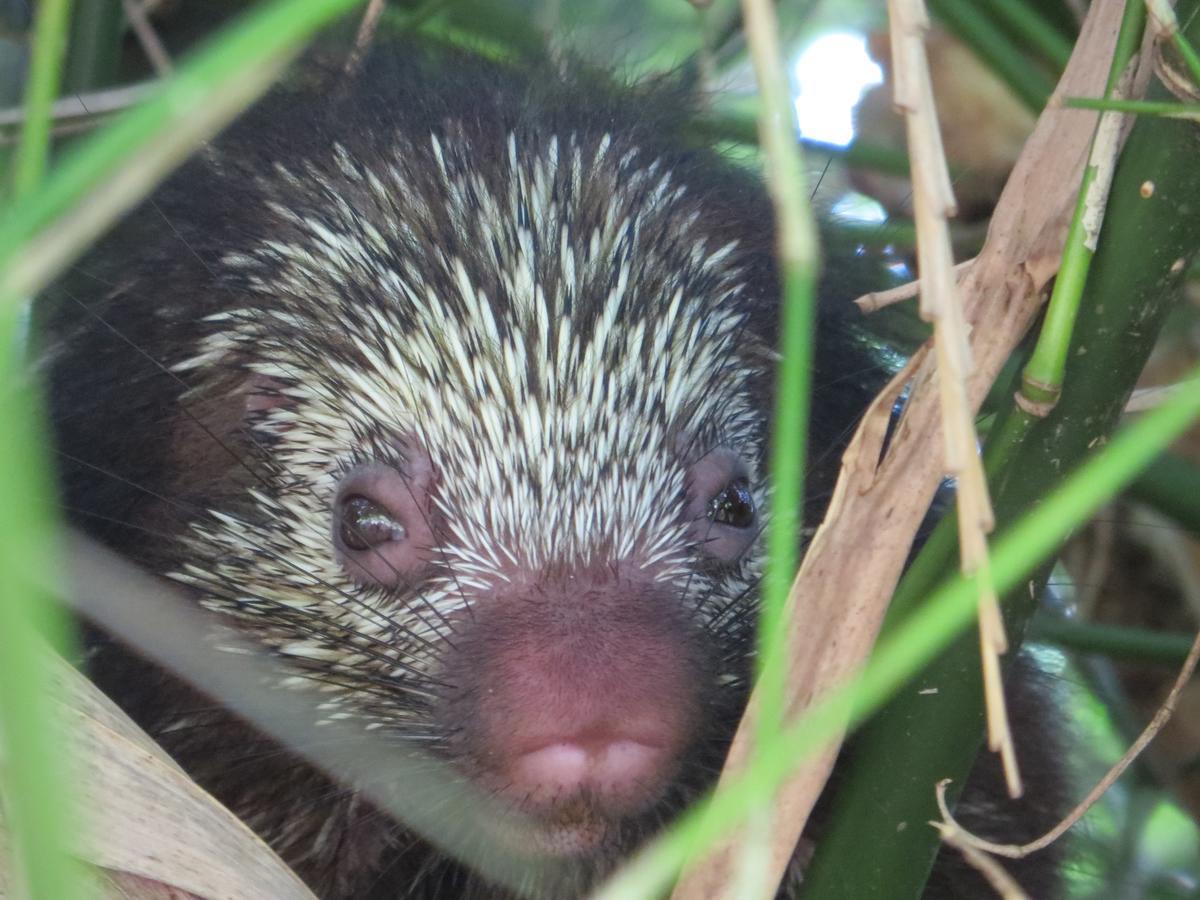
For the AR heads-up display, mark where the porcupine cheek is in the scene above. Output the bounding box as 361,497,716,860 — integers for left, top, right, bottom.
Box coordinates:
437,574,708,853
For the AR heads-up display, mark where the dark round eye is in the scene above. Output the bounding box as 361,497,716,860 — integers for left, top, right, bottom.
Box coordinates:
708,479,756,529
338,494,406,551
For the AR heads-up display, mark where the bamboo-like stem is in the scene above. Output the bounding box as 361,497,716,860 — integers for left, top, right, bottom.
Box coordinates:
1146,0,1200,88
1019,1,1148,412
799,0,1194,893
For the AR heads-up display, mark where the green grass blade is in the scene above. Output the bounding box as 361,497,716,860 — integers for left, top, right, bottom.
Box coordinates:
739,0,819,748
928,0,1055,112
8,0,73,200
0,2,364,896
0,0,365,303
0,338,85,899
0,2,85,897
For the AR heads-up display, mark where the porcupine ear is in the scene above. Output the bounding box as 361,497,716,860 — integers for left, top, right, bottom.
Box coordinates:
165,370,296,496
241,374,293,417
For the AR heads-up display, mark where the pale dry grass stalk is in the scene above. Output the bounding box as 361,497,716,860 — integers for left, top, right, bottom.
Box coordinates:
344,0,387,76
122,0,174,76
855,257,976,313
887,0,1017,796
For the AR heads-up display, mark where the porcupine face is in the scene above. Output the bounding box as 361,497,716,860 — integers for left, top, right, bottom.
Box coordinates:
169,120,776,867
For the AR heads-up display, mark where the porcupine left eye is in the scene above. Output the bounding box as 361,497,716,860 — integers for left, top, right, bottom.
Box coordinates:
708,479,755,528
339,495,406,550
333,456,436,587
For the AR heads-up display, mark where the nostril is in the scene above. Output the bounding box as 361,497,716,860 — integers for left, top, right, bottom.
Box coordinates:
508,737,672,811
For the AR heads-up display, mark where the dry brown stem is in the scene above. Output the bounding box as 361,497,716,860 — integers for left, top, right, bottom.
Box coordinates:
122,0,174,76
855,257,976,312
888,0,1016,796
0,84,153,145
933,814,1030,900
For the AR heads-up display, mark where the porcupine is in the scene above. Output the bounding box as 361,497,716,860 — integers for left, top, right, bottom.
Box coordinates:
39,39,1067,899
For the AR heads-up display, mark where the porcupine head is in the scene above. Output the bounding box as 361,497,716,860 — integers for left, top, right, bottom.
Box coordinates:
48,45,875,897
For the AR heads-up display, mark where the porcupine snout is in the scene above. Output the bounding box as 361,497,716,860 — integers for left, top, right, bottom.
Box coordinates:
436,567,711,853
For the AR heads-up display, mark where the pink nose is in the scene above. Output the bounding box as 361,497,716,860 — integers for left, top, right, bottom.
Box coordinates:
435,571,708,841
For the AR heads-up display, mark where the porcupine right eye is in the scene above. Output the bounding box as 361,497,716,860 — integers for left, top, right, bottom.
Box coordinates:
333,456,436,587
684,448,759,563
708,478,755,528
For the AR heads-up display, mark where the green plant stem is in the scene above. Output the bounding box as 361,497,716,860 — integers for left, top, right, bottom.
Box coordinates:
1067,96,1200,117
1029,616,1197,666
1127,452,1200,536
1167,27,1200,89
1021,0,1147,410
61,0,123,92
985,0,1073,70
0,1,84,896
799,8,1200,888
927,0,1055,112
597,359,1200,900
8,0,73,200
0,337,83,900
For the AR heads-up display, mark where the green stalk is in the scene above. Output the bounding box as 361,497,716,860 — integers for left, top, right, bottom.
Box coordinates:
1149,0,1200,88
984,0,1073,70
1067,96,1200,117
927,0,1055,112
758,263,817,742
596,360,1200,900
0,332,83,900
1028,617,1197,667
1169,30,1200,87
7,0,73,200
1020,1,1147,410
0,0,365,306
1127,452,1200,536
61,0,123,93
0,2,84,896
